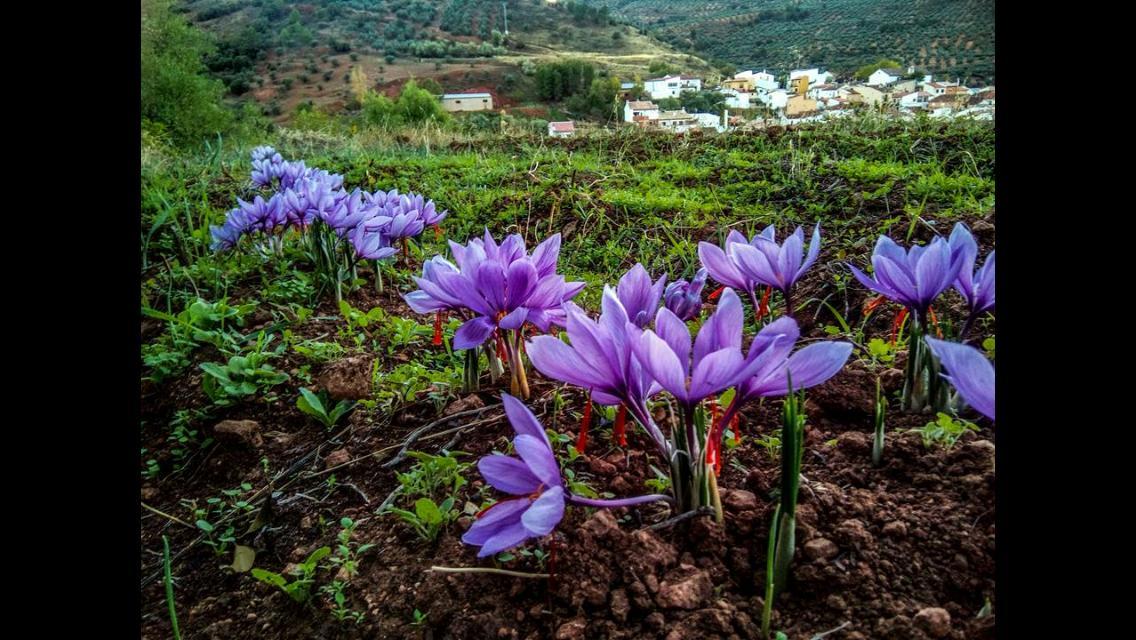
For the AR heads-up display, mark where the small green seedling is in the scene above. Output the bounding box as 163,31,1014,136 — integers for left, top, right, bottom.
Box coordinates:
910,412,979,450
251,546,331,603
385,497,458,542
296,388,357,429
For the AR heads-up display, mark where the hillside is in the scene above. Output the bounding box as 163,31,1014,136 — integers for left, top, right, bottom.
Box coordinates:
178,0,716,119
580,0,995,84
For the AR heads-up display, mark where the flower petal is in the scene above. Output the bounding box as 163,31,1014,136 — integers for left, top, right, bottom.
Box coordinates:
521,486,565,536
926,338,995,420
453,316,495,350
478,455,542,495
698,242,747,290
514,434,561,489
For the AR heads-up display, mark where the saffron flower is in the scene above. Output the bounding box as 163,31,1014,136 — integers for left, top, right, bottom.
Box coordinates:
849,235,965,316
664,268,707,321
948,223,995,339
716,317,853,434
527,286,667,448
630,287,777,410
729,224,821,316
462,394,671,558
617,264,667,328
925,338,995,421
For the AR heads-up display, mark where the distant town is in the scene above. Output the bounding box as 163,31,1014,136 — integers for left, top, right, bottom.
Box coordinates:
439,65,994,137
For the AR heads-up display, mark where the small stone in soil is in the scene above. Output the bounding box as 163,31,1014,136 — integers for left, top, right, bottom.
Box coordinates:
914,607,952,638
656,564,712,609
213,420,263,449
325,448,351,469
554,617,587,640
804,538,839,561
882,520,907,537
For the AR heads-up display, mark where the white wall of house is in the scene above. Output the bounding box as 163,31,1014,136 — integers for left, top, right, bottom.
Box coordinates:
867,69,900,86
808,86,838,100
898,92,929,109
719,88,752,109
753,71,779,90
757,89,788,110
693,112,724,132
623,101,659,123
441,94,493,112
643,75,701,100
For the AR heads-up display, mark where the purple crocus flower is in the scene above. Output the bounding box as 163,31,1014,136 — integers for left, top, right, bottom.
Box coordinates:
664,268,707,321
322,189,369,233
528,287,663,417
351,222,397,260
714,317,852,443
250,146,278,163
235,194,286,233
730,224,821,300
629,287,782,409
403,257,464,314
617,264,667,328
925,338,995,420
849,235,965,316
948,223,995,315
437,257,542,349
210,208,250,251
462,394,671,558
698,229,764,293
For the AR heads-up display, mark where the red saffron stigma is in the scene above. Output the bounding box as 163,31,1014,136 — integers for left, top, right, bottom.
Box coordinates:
757,286,772,320
863,295,887,316
928,306,943,338
614,404,628,447
434,225,443,239
730,413,740,437
576,392,592,453
890,307,908,346
495,333,507,361
708,285,725,300
706,437,721,476
432,311,444,346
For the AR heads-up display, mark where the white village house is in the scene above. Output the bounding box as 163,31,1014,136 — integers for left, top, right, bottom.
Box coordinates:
547,121,575,138
624,100,659,123
692,112,725,132
756,89,789,110
643,74,703,100
440,92,494,112
656,110,697,133
866,67,903,87
789,68,834,88
718,88,752,110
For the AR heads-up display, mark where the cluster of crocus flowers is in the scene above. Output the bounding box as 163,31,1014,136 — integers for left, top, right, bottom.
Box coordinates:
211,146,448,267
850,224,994,413
402,231,584,399
699,224,822,320
462,394,672,558
528,262,852,517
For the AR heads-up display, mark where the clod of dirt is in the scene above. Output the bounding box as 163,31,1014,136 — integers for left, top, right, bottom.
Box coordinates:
610,588,630,622
656,564,712,609
443,394,485,415
835,518,875,549
837,431,871,456
722,489,759,512
213,419,263,448
883,520,908,537
804,537,839,561
587,456,617,476
317,355,374,400
554,617,587,640
914,607,952,638
325,448,351,469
